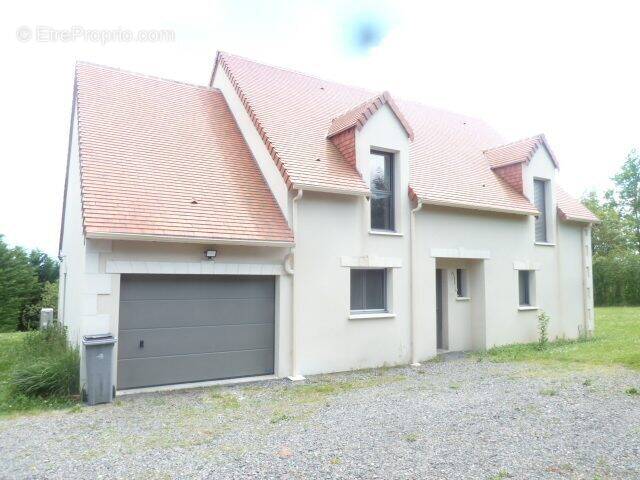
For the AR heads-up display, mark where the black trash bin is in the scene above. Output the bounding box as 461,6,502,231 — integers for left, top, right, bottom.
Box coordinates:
82,334,117,405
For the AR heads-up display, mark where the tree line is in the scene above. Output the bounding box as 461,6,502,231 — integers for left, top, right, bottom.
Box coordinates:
0,235,59,332
583,149,640,306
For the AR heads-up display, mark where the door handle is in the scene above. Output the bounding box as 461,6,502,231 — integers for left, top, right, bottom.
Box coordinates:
139,340,144,349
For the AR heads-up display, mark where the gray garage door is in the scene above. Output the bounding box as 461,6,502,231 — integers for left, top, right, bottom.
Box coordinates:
117,274,275,390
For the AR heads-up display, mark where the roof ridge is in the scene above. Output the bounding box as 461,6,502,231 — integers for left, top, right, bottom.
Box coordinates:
217,52,498,133
218,51,371,93
75,61,217,92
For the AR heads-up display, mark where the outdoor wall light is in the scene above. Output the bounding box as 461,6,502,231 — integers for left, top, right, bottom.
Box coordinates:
204,249,217,260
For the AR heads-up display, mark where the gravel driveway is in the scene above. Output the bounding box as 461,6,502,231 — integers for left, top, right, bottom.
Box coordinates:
1,357,639,479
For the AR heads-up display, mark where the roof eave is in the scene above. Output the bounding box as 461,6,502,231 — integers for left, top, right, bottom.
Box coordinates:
86,231,294,247
419,197,538,216
557,211,601,224
294,183,370,197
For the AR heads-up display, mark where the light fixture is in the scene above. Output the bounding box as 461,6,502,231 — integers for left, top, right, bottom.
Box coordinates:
204,249,217,260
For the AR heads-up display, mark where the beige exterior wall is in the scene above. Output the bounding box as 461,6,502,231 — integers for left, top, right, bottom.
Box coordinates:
58,105,86,346
61,67,594,388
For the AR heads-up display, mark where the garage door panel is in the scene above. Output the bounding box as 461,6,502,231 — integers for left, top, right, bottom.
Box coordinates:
117,274,275,390
120,275,275,301
118,324,275,359
119,298,275,330
117,349,274,390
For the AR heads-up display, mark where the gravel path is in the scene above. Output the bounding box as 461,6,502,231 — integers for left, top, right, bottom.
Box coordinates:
1,357,639,479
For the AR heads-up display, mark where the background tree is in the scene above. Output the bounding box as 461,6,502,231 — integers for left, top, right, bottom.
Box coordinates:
0,236,40,332
612,149,640,252
0,235,60,332
585,148,640,306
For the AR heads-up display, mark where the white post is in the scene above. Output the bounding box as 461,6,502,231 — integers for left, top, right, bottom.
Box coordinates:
40,308,54,329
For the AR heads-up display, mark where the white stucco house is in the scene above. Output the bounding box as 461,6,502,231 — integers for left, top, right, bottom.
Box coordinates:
59,52,599,393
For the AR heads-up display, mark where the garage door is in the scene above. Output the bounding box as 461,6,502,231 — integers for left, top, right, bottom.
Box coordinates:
117,274,275,389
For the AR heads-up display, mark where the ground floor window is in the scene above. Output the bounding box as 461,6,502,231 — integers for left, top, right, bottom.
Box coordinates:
518,270,534,306
456,268,468,298
350,268,387,312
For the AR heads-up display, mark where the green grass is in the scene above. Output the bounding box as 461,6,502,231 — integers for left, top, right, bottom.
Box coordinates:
0,331,78,418
481,307,640,370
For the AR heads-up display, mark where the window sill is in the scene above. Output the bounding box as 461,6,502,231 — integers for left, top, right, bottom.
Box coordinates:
368,230,403,237
348,312,396,320
534,242,556,247
455,297,471,302
518,306,539,311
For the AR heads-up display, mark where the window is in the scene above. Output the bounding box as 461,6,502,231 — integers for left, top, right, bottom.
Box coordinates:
350,269,387,312
534,179,547,242
455,268,467,297
370,150,394,231
518,270,532,306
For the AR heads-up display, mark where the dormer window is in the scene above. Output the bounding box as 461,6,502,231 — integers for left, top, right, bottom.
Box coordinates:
534,179,548,242
370,150,395,231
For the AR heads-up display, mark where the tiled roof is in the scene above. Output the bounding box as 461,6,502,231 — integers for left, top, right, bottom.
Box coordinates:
215,53,369,195
327,91,414,140
215,52,538,215
556,186,600,223
74,63,293,244
484,134,560,169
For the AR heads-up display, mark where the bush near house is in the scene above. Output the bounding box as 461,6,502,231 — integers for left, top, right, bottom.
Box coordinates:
0,325,79,417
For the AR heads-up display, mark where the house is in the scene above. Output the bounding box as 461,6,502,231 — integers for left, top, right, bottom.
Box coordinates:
58,52,599,393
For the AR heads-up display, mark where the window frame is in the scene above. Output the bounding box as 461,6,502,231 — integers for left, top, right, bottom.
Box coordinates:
455,268,469,298
518,270,534,307
533,178,548,243
350,268,388,313
369,150,395,232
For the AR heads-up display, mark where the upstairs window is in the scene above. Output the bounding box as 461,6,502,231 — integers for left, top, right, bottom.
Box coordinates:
370,150,395,231
534,179,548,242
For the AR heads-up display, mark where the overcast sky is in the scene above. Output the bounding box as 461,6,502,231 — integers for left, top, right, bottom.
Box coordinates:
2,0,638,256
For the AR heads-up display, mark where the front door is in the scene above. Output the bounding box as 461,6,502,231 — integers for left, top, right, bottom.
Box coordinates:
436,269,443,349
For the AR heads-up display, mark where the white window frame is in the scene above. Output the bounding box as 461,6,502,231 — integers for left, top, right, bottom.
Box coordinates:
533,177,555,246
455,268,470,300
516,269,538,311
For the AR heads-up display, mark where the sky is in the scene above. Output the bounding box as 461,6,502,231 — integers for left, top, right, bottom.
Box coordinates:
1,0,638,257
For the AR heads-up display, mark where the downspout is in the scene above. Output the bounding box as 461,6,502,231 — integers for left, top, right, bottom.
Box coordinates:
581,223,595,338
410,200,423,366
286,189,305,381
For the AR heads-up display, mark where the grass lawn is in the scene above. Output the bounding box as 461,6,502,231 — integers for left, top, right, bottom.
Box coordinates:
0,332,77,418
483,306,640,370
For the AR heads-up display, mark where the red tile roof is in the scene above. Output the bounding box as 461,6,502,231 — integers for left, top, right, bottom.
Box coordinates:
327,91,414,140
74,63,293,244
214,52,538,215
484,134,559,169
556,186,600,223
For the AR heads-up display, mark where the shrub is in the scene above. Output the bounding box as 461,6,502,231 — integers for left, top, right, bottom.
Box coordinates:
11,349,79,397
537,311,550,350
8,325,79,398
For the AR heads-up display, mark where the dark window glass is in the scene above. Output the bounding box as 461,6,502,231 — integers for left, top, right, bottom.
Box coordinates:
534,179,547,242
456,269,464,297
350,269,387,312
518,270,530,306
370,151,394,231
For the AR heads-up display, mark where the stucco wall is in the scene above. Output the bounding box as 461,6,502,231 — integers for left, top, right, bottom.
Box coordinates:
414,206,586,354
58,106,86,346
292,104,414,375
